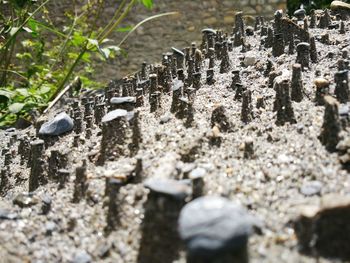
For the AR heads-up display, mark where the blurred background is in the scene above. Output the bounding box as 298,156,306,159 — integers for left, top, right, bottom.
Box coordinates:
50,0,287,80
95,0,336,79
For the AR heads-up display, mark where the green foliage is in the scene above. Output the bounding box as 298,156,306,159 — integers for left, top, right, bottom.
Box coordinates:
0,0,157,127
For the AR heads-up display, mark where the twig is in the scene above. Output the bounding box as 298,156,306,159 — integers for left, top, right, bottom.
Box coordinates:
43,76,80,114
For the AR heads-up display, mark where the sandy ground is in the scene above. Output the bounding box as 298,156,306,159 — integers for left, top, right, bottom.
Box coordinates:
0,9,350,263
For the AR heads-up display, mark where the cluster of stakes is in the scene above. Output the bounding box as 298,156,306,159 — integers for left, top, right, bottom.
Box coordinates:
2,2,350,262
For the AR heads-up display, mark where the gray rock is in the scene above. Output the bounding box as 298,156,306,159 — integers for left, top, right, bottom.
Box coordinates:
189,167,206,179
39,112,74,136
243,53,256,67
101,109,128,123
45,221,57,235
202,28,216,34
110,96,136,104
0,208,17,220
178,196,258,257
300,181,323,196
160,113,172,124
72,250,92,263
5,128,16,133
144,178,191,200
171,47,185,57
339,104,349,117
294,8,306,19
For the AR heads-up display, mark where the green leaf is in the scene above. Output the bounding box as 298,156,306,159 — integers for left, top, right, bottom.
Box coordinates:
68,52,79,60
81,52,91,63
16,52,33,60
39,85,51,94
16,88,29,97
0,90,14,99
140,0,153,9
9,103,25,113
71,31,87,47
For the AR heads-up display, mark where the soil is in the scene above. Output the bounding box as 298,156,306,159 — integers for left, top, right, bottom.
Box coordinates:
0,7,350,263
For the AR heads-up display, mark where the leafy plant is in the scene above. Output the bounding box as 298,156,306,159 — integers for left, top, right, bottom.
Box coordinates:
0,0,175,127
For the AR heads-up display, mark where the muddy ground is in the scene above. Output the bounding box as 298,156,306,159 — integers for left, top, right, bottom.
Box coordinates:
0,7,350,263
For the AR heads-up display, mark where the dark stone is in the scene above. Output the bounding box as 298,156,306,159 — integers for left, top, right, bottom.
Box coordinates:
39,112,74,136
178,196,258,262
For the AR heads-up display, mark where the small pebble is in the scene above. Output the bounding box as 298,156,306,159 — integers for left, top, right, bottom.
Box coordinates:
160,114,172,124
0,208,17,220
72,250,92,263
300,181,323,196
110,97,136,104
101,109,128,123
244,52,257,67
144,178,191,200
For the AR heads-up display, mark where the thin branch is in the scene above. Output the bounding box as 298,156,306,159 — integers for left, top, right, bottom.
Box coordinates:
97,0,127,39
99,0,137,42
118,11,179,47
